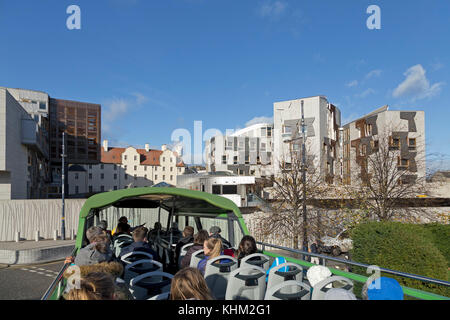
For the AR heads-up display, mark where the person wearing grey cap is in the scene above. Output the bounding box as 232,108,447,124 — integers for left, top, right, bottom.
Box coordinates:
209,226,231,249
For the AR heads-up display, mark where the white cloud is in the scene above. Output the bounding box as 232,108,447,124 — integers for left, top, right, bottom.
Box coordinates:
103,92,147,134
355,88,375,98
393,64,444,101
245,116,274,127
346,80,358,88
258,1,287,20
365,69,382,79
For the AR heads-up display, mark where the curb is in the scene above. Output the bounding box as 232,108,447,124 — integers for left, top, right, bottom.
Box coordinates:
0,245,75,265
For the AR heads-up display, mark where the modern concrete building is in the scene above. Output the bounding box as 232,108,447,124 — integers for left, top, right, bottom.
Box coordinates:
67,141,186,196
339,106,426,185
177,171,255,207
273,96,341,184
205,123,274,178
0,87,50,199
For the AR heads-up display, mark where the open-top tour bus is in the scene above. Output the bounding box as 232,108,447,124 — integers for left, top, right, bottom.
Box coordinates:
42,187,449,300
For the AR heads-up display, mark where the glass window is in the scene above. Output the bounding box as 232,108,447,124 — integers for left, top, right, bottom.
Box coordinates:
212,185,221,194
222,185,237,194
39,102,46,110
101,173,104,179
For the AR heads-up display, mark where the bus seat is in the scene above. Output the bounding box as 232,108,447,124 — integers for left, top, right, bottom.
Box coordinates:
204,256,238,300
112,234,134,257
178,243,195,268
121,251,154,264
240,253,271,272
267,262,303,292
129,271,173,300
264,280,311,300
148,292,170,300
189,249,205,268
225,266,266,300
311,276,354,300
124,259,163,284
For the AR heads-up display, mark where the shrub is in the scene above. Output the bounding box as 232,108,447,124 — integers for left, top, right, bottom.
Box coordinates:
422,223,450,266
350,221,449,298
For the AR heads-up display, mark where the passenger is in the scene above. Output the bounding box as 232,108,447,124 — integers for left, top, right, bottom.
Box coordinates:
99,220,112,241
197,238,226,276
118,226,160,262
64,226,105,264
310,241,322,265
306,265,332,288
169,222,183,239
236,235,257,264
111,216,128,236
74,233,115,266
111,222,134,257
66,272,117,300
148,222,162,242
170,267,214,300
64,261,133,300
180,229,209,269
209,226,231,249
362,277,404,300
175,226,194,265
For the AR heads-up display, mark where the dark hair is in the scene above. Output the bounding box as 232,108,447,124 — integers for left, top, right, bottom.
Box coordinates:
194,230,209,245
133,226,148,241
237,235,257,260
183,226,194,238
118,216,128,223
116,222,130,234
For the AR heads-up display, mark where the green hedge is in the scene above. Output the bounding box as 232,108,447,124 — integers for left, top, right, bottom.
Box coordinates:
350,221,449,298
422,223,450,266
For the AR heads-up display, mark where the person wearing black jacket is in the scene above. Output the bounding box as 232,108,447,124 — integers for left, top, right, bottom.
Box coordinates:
209,226,231,249
174,226,195,265
119,226,160,262
180,229,209,269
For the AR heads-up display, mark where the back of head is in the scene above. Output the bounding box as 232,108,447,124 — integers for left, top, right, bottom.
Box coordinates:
183,226,194,238
194,230,209,245
209,226,221,235
306,265,332,288
91,234,110,254
205,237,222,259
99,220,108,231
364,277,404,300
116,222,131,234
118,216,128,224
133,226,148,242
78,262,124,278
86,226,104,243
170,268,213,300
66,272,115,300
237,235,257,260
153,222,162,230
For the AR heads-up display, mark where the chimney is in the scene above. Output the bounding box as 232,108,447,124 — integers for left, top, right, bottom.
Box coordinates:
103,140,108,152
161,144,167,151
145,143,150,152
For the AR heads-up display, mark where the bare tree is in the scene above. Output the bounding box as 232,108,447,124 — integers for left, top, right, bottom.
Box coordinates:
345,124,431,222
257,143,330,249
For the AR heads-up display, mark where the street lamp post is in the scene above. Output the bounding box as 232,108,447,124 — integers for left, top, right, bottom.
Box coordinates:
300,100,308,259
61,132,66,240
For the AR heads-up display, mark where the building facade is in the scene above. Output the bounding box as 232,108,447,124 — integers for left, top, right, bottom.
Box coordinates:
0,87,50,199
273,96,341,183
339,106,426,185
67,141,185,196
205,123,274,178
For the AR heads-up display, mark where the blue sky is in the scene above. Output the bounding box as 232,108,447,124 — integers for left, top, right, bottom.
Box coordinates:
0,0,449,168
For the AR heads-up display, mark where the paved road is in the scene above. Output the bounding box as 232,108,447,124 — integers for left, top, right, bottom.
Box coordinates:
0,261,64,300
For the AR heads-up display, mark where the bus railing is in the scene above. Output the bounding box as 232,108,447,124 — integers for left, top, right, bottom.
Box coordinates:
41,248,77,300
257,241,450,298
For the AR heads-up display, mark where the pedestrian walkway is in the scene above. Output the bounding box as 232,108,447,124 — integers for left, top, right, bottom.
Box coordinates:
0,240,75,265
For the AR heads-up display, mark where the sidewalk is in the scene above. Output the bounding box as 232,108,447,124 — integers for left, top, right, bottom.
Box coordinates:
0,240,76,265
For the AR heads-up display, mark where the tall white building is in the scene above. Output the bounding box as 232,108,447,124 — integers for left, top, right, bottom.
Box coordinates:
273,96,341,183
0,87,50,199
206,123,274,178
68,141,185,196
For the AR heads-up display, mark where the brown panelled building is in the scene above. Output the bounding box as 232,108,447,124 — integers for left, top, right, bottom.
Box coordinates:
49,98,101,164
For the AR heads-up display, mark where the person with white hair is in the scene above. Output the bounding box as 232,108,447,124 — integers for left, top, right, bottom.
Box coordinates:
306,265,332,288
